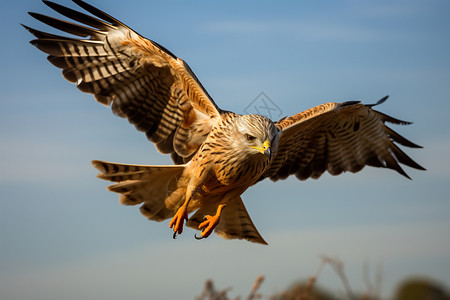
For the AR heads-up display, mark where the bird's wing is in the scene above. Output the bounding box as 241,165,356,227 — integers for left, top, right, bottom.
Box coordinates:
187,196,267,245
261,96,425,181
25,0,221,163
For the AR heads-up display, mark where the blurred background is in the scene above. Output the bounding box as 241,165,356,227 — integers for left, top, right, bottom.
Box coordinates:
1,0,449,299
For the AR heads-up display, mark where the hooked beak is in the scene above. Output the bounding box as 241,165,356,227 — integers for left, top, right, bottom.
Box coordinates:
264,146,271,160
251,140,272,160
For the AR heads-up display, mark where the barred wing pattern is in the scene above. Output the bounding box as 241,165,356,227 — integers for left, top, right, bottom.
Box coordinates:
263,96,425,181
25,1,425,244
25,0,221,163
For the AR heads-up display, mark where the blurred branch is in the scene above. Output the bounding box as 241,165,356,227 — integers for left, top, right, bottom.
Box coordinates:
197,256,384,300
320,255,357,300
246,275,264,300
374,260,383,300
196,276,264,300
362,259,383,300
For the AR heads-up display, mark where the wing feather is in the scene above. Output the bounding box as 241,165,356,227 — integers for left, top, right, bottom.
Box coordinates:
25,0,221,164
262,96,425,181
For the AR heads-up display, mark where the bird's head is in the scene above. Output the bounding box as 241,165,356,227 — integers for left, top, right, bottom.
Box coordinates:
234,114,280,161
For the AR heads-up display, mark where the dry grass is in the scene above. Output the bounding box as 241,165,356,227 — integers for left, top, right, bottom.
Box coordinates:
196,255,383,300
196,275,264,300
196,255,449,299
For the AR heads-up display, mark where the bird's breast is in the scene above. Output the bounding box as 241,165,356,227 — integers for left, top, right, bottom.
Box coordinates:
213,153,268,188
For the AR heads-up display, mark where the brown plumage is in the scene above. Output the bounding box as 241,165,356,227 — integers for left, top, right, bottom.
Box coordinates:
25,0,425,245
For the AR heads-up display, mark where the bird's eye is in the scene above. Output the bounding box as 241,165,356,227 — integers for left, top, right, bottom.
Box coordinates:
246,134,256,141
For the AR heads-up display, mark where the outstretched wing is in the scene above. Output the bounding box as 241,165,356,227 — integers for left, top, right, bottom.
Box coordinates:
262,96,425,181
25,0,221,163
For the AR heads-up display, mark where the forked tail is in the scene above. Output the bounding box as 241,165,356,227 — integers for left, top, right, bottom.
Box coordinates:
92,160,186,221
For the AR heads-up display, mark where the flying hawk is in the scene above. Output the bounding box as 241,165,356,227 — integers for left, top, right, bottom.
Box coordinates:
25,0,425,244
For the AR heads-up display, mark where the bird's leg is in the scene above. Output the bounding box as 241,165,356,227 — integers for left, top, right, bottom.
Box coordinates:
169,184,196,238
195,203,227,240
169,202,189,238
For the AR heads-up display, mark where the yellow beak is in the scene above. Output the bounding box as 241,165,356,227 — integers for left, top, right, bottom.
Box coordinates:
251,140,271,159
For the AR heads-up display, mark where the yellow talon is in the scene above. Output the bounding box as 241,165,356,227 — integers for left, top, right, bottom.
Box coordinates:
195,204,226,240
169,206,188,237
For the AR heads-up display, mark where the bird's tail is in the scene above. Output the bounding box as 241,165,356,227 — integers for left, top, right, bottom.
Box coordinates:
92,160,186,221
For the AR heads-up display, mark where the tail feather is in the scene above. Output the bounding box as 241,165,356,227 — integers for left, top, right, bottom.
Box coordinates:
187,196,267,245
92,160,185,221
92,160,183,182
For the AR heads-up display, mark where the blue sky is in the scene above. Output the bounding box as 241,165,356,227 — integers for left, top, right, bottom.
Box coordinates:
1,0,449,299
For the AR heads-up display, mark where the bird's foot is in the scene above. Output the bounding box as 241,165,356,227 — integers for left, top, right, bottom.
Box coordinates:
195,214,220,240
169,206,188,239
194,204,226,240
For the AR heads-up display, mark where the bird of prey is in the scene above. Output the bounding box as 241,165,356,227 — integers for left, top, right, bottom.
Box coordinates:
25,0,425,244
